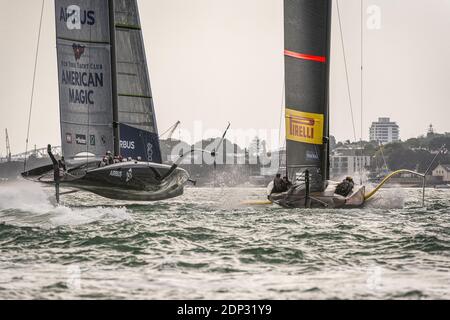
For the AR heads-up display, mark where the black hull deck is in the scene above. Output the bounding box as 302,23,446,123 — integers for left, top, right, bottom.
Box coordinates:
23,161,190,202
269,181,366,209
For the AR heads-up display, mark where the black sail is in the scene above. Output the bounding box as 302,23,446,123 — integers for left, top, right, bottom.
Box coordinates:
284,0,332,190
112,0,162,163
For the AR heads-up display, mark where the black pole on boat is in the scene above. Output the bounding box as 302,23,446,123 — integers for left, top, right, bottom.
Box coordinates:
47,144,60,204
109,0,120,157
422,177,426,208
211,122,231,188
421,144,448,207
305,170,310,208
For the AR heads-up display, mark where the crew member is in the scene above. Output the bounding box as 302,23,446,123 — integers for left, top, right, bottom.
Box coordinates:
271,173,284,195
335,177,355,197
281,176,292,192
99,157,108,168
106,151,114,165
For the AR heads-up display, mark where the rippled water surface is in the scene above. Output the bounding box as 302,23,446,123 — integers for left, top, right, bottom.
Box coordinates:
0,181,449,299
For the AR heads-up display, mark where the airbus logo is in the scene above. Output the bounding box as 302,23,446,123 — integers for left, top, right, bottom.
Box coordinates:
120,140,135,150
109,170,122,178
60,5,95,30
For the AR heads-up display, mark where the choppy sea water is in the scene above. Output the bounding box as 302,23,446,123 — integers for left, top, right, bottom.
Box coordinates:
0,180,449,300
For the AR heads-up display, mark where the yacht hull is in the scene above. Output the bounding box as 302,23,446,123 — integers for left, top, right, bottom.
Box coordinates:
269,180,366,209
22,161,189,202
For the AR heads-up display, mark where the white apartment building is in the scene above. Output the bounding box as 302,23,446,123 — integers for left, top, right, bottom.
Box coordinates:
369,117,400,144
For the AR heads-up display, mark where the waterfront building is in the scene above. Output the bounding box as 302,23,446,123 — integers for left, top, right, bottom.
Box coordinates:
432,164,450,183
330,148,371,178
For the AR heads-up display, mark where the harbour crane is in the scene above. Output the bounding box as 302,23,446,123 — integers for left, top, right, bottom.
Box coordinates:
160,121,181,141
5,129,11,162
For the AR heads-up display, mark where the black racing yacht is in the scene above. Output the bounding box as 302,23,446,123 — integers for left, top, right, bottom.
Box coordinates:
23,0,190,201
267,0,365,208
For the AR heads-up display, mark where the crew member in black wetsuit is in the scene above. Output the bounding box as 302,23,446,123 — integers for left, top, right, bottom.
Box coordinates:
106,151,114,165
282,176,292,191
271,173,284,195
98,157,108,168
335,177,355,197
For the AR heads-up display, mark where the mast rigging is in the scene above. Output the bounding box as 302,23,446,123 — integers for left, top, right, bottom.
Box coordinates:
24,0,45,172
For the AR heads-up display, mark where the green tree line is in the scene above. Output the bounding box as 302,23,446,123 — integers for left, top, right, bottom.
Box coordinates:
333,133,450,173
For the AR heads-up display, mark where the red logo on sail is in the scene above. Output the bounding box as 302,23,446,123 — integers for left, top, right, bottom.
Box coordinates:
72,44,85,61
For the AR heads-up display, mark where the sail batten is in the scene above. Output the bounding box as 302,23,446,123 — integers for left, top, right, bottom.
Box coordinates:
115,24,142,30
284,0,332,189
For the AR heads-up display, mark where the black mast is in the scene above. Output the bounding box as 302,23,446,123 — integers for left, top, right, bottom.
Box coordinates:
109,0,120,156
323,0,332,181
284,0,333,190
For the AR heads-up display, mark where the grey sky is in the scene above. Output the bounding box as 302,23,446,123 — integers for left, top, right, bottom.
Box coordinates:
0,0,449,155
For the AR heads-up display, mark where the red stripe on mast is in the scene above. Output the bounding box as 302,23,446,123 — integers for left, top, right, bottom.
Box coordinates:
284,50,326,63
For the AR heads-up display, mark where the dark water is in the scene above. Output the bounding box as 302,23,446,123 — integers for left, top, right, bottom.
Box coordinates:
0,181,449,299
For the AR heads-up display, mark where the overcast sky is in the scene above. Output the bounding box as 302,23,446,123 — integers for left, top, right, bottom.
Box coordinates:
0,0,449,155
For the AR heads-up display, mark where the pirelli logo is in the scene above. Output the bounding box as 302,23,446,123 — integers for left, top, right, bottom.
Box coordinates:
286,109,324,145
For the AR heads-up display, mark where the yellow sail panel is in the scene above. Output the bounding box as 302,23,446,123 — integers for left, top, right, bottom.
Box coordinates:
285,108,324,145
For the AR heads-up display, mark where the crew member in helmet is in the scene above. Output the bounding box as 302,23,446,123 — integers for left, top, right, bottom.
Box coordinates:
281,176,292,192
335,177,355,197
99,157,108,167
271,173,284,195
106,151,114,165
